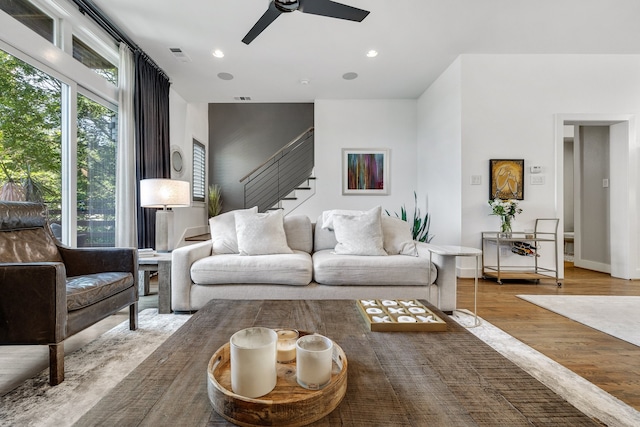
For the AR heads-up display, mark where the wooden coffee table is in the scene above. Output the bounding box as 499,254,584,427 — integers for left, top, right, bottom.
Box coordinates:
76,300,598,426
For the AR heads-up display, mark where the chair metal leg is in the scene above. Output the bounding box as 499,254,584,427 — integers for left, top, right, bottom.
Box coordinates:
49,343,64,385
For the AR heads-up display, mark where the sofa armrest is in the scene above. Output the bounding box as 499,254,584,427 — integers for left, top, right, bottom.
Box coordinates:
57,245,137,278
171,240,213,311
0,263,67,344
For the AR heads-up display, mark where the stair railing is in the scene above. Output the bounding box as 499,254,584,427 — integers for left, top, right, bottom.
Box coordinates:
240,127,314,212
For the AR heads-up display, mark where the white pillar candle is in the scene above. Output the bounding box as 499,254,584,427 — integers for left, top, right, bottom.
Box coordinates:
296,334,333,390
276,329,298,363
230,327,277,398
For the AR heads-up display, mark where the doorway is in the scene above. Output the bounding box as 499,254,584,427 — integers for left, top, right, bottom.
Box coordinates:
565,125,610,273
555,114,638,280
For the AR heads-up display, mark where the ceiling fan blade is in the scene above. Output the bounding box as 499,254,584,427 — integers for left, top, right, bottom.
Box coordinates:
298,0,369,22
242,1,283,45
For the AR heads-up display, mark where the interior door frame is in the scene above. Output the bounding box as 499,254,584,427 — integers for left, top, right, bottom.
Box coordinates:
554,114,638,279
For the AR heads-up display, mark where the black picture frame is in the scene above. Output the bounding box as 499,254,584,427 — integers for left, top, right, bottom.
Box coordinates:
489,159,524,200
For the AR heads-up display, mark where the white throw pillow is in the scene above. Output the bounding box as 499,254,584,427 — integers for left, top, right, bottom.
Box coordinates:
381,216,418,256
332,206,387,256
321,209,364,230
209,207,258,254
235,209,293,256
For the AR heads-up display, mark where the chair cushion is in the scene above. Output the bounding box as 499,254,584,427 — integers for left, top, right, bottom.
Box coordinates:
66,272,134,311
0,228,63,263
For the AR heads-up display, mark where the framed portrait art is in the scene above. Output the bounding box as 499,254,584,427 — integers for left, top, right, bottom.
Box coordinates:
489,159,524,200
342,149,389,195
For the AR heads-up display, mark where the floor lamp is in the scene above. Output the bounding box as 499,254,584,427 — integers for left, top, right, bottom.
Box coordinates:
140,179,191,252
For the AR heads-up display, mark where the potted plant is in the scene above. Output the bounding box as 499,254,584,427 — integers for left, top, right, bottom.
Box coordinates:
208,184,222,217
386,191,434,243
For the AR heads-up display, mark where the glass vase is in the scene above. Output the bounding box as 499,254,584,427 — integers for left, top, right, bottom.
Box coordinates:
499,217,512,238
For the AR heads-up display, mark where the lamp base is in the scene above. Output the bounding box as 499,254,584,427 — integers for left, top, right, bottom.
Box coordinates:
155,210,174,252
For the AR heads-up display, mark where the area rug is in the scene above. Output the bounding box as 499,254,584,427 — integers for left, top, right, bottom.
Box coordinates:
453,310,640,427
516,295,640,347
0,309,190,427
3,306,639,426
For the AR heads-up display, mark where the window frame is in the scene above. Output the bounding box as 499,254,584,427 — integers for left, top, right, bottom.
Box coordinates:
192,138,206,203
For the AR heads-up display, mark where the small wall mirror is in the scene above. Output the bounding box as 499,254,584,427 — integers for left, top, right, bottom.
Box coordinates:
171,146,184,176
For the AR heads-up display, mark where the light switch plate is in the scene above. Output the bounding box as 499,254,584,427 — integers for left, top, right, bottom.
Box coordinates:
531,175,545,185
470,175,482,185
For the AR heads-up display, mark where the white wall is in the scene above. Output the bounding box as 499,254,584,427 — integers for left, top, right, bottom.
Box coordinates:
416,58,462,246
169,89,208,246
293,99,418,223
418,54,640,277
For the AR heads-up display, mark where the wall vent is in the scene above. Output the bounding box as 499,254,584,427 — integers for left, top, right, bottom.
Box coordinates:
234,96,252,101
169,47,192,63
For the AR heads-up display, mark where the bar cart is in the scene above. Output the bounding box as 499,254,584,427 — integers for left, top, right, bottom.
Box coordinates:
481,218,561,286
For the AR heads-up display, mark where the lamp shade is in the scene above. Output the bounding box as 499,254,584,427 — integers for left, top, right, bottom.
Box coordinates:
140,179,191,208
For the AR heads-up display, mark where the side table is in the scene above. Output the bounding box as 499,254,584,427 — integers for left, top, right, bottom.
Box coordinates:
425,244,483,327
138,253,172,314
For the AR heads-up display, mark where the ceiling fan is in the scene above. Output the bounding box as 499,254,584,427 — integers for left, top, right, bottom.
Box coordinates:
242,0,370,45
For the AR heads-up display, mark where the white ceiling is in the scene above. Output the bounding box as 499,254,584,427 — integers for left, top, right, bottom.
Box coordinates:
90,0,640,103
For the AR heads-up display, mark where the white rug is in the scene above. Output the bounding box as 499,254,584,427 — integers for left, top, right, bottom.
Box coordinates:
453,310,640,427
516,295,640,347
0,309,190,427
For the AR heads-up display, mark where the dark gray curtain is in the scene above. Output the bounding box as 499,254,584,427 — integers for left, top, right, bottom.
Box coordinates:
134,51,171,249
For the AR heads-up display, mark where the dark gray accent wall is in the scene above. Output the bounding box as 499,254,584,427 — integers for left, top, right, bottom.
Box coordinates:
209,103,314,212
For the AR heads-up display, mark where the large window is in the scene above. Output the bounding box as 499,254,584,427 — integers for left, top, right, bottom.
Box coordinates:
77,93,117,246
1,0,121,247
0,48,62,219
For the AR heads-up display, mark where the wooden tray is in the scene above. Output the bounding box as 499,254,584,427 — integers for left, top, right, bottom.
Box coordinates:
356,299,448,332
207,331,347,427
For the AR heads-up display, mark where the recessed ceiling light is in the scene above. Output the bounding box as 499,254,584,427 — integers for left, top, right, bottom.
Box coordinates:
366,50,378,58
299,78,310,85
342,72,358,80
212,49,224,58
217,72,234,80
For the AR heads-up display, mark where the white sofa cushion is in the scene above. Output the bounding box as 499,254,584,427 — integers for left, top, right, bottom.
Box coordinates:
332,206,387,256
312,249,436,286
283,215,313,253
235,209,293,255
191,250,312,286
209,207,258,254
381,216,418,256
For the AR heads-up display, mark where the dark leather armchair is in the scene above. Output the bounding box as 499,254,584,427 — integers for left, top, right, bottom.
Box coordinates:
0,201,138,385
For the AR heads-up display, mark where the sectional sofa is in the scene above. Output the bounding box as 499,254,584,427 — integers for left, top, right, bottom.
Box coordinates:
171,207,458,313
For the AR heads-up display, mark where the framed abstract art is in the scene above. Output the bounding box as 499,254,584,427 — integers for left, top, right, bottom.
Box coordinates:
342,149,389,195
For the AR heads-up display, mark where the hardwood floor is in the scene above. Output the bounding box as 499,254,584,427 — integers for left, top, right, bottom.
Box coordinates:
456,261,640,411
2,266,639,415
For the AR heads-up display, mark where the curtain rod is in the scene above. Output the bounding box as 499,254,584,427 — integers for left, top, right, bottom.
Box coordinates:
71,0,169,80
